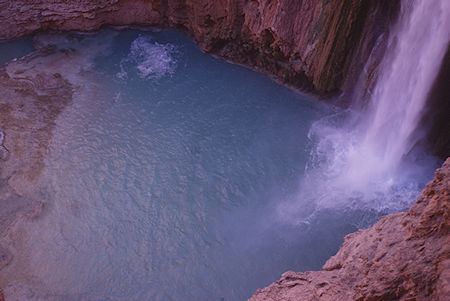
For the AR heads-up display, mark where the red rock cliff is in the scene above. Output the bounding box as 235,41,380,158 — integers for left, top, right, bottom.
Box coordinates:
250,158,450,301
0,0,399,96
1,2,448,300
3,0,448,157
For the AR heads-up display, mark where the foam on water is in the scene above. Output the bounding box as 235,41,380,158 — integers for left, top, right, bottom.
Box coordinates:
291,111,435,215
117,36,178,80
2,29,348,301
0,4,444,296
277,0,447,222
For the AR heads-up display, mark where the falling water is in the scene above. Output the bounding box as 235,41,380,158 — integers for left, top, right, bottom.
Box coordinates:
283,0,448,218
0,29,340,301
359,0,450,175
0,1,448,300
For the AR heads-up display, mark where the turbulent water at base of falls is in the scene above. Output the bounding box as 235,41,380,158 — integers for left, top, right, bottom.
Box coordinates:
360,0,449,175
0,29,349,301
284,0,448,218
0,1,446,299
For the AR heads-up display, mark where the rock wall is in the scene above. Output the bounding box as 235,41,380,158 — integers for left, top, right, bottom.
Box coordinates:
0,1,449,300
250,158,450,301
421,45,450,158
2,0,448,157
0,0,399,96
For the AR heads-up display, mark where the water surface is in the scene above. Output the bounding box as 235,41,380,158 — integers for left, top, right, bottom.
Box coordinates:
0,37,34,65
0,29,436,300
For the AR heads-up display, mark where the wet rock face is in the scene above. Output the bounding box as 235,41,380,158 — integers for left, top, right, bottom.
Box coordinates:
4,0,447,155
421,46,450,159
0,0,399,96
233,0,399,96
1,2,448,300
250,158,450,301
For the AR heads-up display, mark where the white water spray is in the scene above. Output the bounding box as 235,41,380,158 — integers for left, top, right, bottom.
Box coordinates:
357,0,450,177
282,0,449,221
117,36,178,80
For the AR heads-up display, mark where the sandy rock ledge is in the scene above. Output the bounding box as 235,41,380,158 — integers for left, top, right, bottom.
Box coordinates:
250,158,450,300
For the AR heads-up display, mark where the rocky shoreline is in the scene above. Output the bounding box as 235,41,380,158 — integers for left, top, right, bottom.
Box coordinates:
0,49,72,230
0,35,112,299
0,0,398,97
0,44,74,286
0,1,449,300
250,158,450,300
1,0,447,157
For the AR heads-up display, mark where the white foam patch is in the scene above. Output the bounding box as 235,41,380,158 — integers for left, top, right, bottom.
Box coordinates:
276,110,438,228
276,0,448,228
118,36,178,80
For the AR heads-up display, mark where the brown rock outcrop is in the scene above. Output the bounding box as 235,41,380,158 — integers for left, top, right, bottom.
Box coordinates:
421,45,450,158
0,46,73,235
250,158,450,301
0,0,399,96
2,0,447,157
0,2,448,300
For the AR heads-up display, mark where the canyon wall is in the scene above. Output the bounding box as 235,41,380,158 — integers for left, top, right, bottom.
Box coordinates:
0,0,399,96
0,2,449,300
250,158,450,301
422,45,450,158
1,0,448,157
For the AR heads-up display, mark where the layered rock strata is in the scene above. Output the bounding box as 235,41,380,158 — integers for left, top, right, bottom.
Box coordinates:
0,1,449,300
0,0,399,96
250,158,450,301
1,1,448,156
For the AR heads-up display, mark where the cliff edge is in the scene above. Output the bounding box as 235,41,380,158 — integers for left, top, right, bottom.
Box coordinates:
250,158,450,301
1,1,447,156
0,1,449,300
0,0,399,96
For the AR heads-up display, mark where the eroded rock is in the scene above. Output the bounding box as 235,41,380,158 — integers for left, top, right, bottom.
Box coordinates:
250,158,450,301
0,0,399,96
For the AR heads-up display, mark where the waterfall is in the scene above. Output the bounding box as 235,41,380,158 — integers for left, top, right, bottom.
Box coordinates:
358,0,450,175
338,0,449,189
281,0,449,221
